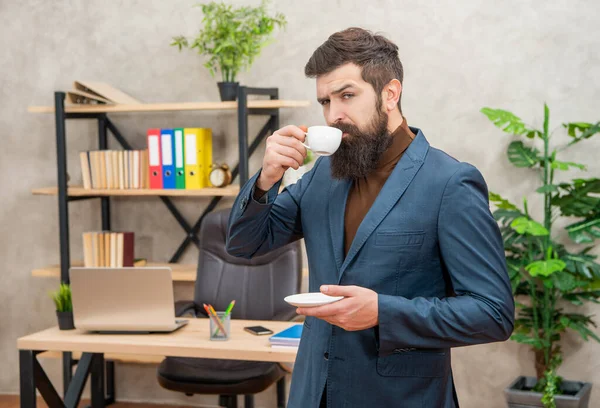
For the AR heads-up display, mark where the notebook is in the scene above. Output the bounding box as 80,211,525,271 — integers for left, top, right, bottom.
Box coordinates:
269,324,303,348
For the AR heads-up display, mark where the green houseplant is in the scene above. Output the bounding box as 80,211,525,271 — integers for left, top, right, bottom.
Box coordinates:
50,283,74,330
482,105,600,408
171,0,287,101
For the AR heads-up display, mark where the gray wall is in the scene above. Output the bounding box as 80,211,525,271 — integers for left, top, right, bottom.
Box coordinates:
1,0,599,407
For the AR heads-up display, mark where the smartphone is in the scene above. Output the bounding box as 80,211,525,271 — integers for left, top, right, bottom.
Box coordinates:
244,325,274,335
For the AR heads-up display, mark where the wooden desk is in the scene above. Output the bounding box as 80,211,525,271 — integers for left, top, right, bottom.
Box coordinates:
18,319,299,408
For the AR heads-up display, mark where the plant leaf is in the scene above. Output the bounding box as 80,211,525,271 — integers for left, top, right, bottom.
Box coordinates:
511,217,549,236
564,121,600,146
506,256,526,292
526,259,566,277
49,283,72,312
552,178,600,217
510,332,544,348
560,315,600,342
493,209,524,226
536,185,560,194
563,290,600,306
558,246,600,279
481,108,531,136
525,130,542,139
489,192,519,211
551,271,589,292
586,278,600,290
551,161,587,171
507,141,541,168
565,216,600,244
502,227,529,248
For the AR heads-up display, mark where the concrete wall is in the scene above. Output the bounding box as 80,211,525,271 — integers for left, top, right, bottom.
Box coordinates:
1,0,598,406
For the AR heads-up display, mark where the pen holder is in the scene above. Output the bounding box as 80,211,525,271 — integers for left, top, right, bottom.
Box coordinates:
209,312,230,341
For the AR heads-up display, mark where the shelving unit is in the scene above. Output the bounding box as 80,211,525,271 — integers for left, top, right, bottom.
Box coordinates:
32,89,309,283
29,87,309,403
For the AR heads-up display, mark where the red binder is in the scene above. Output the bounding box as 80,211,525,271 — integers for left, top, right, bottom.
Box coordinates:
147,128,162,189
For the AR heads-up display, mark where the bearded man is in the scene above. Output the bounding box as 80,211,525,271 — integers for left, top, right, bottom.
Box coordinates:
226,27,514,408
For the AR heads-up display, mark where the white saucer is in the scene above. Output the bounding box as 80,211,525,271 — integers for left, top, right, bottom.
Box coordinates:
284,292,344,308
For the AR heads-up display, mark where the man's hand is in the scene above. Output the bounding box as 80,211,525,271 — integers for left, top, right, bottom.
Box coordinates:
297,285,379,331
257,125,308,191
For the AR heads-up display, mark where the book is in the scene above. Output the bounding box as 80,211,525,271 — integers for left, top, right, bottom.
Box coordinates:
82,232,93,267
73,81,141,105
82,231,134,267
269,324,303,348
66,89,111,105
79,152,92,189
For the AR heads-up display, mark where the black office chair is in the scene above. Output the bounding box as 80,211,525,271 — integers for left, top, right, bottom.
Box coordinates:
157,207,303,408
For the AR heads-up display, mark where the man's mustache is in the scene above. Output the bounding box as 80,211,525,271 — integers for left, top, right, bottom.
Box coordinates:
331,122,360,136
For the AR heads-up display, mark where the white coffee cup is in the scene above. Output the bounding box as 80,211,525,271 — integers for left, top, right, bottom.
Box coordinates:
302,126,342,156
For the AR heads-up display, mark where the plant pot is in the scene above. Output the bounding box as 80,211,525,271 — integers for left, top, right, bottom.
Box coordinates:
56,311,75,330
504,376,592,408
217,82,239,101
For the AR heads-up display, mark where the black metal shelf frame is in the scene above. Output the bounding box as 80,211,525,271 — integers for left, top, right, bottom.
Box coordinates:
48,87,280,405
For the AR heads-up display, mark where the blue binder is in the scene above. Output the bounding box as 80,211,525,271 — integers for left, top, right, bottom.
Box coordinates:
160,129,176,189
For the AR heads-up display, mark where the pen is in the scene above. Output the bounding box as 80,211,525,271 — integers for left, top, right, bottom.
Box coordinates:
205,303,227,336
224,300,236,316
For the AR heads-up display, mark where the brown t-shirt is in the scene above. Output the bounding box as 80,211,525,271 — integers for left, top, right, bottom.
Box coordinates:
343,119,415,256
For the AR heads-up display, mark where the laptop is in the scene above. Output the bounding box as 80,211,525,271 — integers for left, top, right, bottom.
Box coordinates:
70,267,188,333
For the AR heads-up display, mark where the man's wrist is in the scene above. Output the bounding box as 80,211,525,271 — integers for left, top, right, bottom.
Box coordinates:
256,171,278,191
253,185,268,201
256,179,274,192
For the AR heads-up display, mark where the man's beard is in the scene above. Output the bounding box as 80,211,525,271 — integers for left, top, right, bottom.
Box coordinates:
329,107,392,180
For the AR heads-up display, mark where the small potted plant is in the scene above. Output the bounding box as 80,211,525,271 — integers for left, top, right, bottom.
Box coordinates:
50,283,74,330
171,0,287,101
482,104,600,407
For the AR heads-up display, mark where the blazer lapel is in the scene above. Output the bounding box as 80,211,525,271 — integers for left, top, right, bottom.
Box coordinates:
338,129,430,281
328,177,352,272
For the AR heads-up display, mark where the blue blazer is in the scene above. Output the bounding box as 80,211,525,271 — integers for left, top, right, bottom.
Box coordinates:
227,128,514,408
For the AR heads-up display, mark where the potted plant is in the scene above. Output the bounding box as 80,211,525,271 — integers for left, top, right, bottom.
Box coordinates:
50,283,74,330
171,0,287,101
481,105,600,407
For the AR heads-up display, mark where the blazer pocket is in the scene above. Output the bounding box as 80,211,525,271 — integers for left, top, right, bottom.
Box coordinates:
376,349,448,378
375,231,425,247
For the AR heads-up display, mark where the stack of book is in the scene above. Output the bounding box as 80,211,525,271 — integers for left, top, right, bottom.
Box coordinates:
82,231,134,267
80,150,149,190
269,324,303,348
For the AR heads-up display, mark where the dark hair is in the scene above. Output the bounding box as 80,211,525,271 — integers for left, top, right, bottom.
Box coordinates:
305,27,404,112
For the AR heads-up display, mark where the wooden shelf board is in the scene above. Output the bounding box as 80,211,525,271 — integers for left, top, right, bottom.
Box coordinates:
32,262,308,281
28,100,310,114
31,185,240,197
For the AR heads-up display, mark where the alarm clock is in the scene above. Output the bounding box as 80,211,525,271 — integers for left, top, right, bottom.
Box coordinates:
209,163,233,188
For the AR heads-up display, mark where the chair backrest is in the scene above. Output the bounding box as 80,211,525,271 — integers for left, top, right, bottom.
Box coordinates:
193,207,303,320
